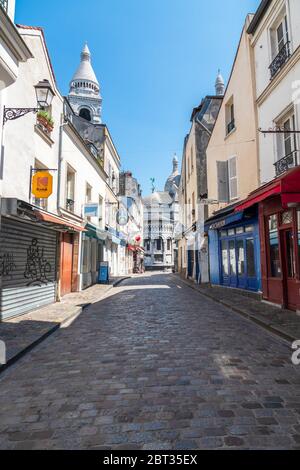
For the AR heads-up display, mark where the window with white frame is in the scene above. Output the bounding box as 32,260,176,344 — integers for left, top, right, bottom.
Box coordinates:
276,111,297,160
269,11,291,78
228,156,238,200
66,164,75,212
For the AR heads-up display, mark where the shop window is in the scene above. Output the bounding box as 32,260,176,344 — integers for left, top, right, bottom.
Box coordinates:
228,228,235,236
237,239,245,275
246,238,256,277
236,227,244,235
220,230,227,237
229,240,236,275
285,230,295,278
81,237,91,274
221,241,229,276
245,225,254,233
268,215,281,278
281,210,293,225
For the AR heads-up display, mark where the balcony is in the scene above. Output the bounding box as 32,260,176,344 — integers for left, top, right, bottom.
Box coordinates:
66,198,75,213
0,0,8,13
227,119,235,135
269,41,291,79
274,150,299,176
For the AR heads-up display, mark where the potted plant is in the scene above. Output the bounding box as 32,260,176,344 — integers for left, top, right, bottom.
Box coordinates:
37,110,54,133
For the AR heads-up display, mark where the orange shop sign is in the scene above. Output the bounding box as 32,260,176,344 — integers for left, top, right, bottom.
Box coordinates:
32,171,53,199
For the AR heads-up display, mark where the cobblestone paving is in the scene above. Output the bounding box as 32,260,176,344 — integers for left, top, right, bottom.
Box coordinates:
0,273,300,450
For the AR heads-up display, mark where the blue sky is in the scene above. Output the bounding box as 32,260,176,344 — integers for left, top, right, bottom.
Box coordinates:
16,0,260,196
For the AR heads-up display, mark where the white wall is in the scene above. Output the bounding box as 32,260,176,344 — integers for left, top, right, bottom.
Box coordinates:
60,127,107,225
2,28,61,214
251,0,300,184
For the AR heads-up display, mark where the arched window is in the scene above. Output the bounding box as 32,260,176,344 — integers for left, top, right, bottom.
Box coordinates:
79,108,92,122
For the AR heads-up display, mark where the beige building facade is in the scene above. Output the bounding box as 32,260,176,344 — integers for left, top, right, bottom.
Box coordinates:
206,15,259,217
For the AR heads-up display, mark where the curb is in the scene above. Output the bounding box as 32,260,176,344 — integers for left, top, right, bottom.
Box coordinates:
0,276,131,376
173,275,296,345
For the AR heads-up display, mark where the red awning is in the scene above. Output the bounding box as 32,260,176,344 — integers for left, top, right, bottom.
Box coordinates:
235,166,300,212
34,210,86,232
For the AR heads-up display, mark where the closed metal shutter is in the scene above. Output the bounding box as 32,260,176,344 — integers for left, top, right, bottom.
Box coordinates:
0,217,57,320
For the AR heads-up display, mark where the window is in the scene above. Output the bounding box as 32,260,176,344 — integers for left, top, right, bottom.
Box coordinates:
246,239,256,277
167,239,172,251
0,0,8,13
98,195,103,224
268,215,281,278
79,108,92,122
281,210,293,225
221,241,229,276
191,147,194,172
228,157,238,200
66,165,75,212
275,16,289,55
237,239,245,276
226,98,235,135
192,192,195,221
85,183,92,203
156,239,162,251
229,240,236,275
270,14,290,78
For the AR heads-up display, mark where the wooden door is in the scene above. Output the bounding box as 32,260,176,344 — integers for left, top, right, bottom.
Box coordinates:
281,228,297,310
60,233,73,297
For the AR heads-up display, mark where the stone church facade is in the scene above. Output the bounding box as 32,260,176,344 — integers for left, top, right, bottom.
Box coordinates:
143,156,181,271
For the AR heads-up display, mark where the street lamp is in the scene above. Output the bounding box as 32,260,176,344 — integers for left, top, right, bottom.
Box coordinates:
3,79,55,125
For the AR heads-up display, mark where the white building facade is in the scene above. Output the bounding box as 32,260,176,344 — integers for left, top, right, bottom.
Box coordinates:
143,156,180,271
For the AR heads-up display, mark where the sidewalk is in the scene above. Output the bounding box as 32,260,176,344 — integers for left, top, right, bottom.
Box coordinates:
0,276,130,373
173,274,300,343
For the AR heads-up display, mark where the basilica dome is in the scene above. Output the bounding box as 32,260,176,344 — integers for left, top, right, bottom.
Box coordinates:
164,154,180,196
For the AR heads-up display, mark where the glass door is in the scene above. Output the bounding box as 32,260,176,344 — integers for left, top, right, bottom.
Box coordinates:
237,238,246,289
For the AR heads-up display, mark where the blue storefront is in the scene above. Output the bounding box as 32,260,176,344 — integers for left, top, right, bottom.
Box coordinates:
205,205,261,292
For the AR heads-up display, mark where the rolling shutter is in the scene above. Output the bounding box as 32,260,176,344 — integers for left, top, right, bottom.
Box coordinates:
0,218,57,320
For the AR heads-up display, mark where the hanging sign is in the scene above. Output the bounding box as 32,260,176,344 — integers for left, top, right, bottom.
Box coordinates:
32,171,53,199
84,203,99,218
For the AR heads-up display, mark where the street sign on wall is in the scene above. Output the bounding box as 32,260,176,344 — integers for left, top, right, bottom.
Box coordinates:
32,171,53,199
84,203,99,218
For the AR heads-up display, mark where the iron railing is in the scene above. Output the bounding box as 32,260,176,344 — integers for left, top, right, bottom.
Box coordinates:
66,198,75,212
269,41,291,79
0,0,8,13
274,150,299,176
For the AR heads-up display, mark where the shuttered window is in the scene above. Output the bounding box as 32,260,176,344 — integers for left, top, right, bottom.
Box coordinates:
228,157,238,200
217,161,229,203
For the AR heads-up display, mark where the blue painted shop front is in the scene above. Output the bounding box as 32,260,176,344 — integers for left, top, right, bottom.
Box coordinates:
206,207,261,292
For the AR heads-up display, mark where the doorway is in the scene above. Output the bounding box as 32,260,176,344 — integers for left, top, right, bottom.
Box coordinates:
60,233,73,297
281,228,297,310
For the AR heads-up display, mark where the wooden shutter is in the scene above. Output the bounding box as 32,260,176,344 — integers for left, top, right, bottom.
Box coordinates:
217,161,229,203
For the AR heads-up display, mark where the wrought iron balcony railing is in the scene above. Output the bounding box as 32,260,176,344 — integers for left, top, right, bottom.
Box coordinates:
66,198,75,212
0,0,8,13
227,119,235,135
274,150,299,176
269,41,291,79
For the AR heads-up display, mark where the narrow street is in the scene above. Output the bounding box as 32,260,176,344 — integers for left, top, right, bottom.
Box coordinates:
0,273,300,450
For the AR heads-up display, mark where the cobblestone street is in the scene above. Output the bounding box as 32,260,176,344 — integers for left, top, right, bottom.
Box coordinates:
0,273,300,450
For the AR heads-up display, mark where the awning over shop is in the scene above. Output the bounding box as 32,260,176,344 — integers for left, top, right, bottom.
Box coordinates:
112,235,121,245
235,166,300,212
34,210,86,232
85,223,107,240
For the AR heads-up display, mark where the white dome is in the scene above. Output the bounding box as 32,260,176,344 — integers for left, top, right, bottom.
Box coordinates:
71,43,99,85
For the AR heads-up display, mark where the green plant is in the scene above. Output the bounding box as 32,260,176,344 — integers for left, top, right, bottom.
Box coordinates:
37,110,54,127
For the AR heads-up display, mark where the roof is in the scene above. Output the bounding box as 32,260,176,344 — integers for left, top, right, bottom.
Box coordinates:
71,43,99,85
143,191,173,206
17,25,57,84
247,0,272,34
